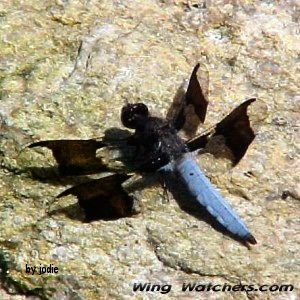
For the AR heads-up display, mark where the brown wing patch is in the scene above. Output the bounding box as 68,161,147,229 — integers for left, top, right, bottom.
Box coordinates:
214,98,256,165
57,173,134,221
185,63,208,124
187,98,256,165
167,63,208,137
29,139,107,175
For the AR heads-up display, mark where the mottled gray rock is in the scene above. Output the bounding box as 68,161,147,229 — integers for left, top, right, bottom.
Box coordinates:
0,0,299,299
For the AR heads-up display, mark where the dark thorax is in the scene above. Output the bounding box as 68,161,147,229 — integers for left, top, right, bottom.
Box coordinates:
121,103,187,172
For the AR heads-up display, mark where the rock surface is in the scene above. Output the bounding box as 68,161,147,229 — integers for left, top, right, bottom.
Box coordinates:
0,0,299,299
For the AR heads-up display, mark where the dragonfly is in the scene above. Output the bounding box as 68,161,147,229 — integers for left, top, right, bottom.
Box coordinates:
29,64,257,245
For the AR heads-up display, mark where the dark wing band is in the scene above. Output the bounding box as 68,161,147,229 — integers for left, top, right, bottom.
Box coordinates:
29,139,107,175
187,98,256,165
167,63,208,137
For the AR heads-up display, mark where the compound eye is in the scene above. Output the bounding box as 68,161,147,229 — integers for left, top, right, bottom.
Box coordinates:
133,103,148,116
121,103,149,129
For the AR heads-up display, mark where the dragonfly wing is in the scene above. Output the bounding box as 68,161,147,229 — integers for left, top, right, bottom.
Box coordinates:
167,63,208,137
57,173,134,221
187,98,256,165
29,139,107,175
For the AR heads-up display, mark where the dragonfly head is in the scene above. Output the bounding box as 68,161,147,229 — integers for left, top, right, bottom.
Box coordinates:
121,102,149,129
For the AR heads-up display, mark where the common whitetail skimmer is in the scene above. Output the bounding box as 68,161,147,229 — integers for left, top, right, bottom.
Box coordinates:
29,64,257,245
